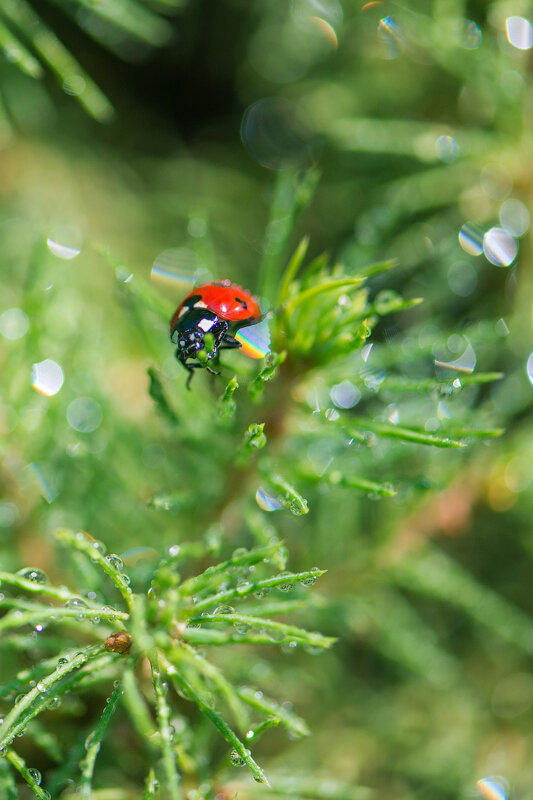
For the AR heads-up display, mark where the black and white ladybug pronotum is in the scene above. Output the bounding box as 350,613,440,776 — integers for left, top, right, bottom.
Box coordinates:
170,280,262,387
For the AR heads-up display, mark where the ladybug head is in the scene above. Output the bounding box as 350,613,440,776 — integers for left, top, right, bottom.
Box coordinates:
171,308,227,361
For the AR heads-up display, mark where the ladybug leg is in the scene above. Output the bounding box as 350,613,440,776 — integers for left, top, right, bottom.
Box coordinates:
176,350,203,390
184,363,203,390
219,334,242,350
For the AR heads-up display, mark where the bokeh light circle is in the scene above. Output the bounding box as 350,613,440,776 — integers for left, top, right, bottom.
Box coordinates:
241,98,314,170
448,262,478,297
46,226,82,260
330,381,361,409
505,17,533,50
0,308,29,340
526,352,533,386
483,227,517,267
499,198,530,237
32,359,64,396
459,223,484,256
460,20,482,49
67,397,103,433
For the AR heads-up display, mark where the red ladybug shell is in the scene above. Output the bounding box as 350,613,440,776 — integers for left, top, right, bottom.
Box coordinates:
170,280,261,332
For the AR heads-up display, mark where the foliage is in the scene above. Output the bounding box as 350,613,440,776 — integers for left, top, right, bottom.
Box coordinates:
1,1,533,800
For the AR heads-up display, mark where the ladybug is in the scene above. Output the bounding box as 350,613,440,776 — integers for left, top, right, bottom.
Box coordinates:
170,280,262,387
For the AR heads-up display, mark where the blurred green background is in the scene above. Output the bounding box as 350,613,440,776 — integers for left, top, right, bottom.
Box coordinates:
1,1,533,799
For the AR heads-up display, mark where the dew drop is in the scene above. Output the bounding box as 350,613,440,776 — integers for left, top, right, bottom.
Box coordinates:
28,768,42,785
214,605,235,615
66,597,87,609
63,74,86,96
278,571,295,592
84,732,96,750
302,567,320,586
17,567,49,584
230,749,246,767
234,620,252,635
105,554,124,571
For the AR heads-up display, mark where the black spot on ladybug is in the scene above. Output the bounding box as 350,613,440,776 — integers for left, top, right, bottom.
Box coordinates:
185,294,202,308
235,297,248,309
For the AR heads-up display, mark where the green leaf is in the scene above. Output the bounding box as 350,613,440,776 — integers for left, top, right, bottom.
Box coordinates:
347,418,466,448
283,277,365,315
178,542,285,598
178,643,250,732
381,372,504,392
237,686,310,738
0,18,43,77
4,749,51,800
147,492,186,513
122,668,157,745
0,645,105,750
190,568,327,615
248,351,286,402
55,529,134,612
71,0,172,47
1,0,113,121
0,756,18,800
78,683,124,800
218,376,239,419
262,472,309,515
299,468,396,497
160,652,270,785
244,422,267,451
353,258,398,278
151,659,181,800
189,612,335,650
144,768,160,799
278,236,310,305
0,596,127,634
259,169,320,302
0,569,95,605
